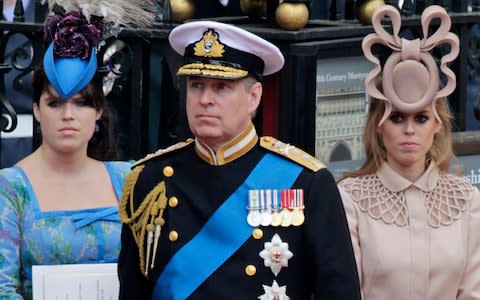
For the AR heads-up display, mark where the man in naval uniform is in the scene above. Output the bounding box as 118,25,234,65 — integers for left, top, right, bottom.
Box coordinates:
118,20,361,300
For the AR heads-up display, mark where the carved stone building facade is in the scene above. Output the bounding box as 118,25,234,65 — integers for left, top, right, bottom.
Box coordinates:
314,57,371,163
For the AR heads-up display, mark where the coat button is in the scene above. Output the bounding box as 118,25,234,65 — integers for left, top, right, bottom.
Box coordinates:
169,230,179,241
252,228,263,239
163,166,174,177
245,265,256,276
169,196,179,207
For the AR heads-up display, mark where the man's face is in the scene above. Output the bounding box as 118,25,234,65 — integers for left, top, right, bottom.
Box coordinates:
186,76,262,150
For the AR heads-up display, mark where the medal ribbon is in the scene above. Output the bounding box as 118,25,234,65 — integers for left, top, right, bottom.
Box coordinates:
248,190,260,212
265,189,272,213
273,189,280,213
152,153,302,300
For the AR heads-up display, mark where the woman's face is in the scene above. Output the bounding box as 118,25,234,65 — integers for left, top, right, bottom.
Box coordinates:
378,104,441,172
33,85,102,154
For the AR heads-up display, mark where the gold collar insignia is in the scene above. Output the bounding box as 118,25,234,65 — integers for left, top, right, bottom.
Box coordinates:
193,29,225,58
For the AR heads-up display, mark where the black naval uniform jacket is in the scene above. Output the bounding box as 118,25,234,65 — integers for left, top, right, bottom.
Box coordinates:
118,136,361,299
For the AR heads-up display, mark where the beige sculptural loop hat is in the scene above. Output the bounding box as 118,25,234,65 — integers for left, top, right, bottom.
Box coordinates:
362,5,460,125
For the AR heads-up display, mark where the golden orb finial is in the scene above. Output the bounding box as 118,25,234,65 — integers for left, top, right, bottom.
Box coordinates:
170,0,196,23
355,0,385,25
275,1,309,31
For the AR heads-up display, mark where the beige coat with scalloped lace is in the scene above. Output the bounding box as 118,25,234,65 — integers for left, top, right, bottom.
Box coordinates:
337,162,480,300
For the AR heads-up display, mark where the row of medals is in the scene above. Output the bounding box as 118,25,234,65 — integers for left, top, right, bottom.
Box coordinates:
247,189,305,227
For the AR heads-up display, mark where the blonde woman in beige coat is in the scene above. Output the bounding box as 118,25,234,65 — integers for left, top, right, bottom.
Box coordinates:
337,5,480,300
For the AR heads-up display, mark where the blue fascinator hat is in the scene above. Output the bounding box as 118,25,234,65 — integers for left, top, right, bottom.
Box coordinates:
43,10,102,100
41,0,158,100
43,45,97,100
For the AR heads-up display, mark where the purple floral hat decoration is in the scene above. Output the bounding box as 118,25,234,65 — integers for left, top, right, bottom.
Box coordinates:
362,5,459,125
41,0,157,100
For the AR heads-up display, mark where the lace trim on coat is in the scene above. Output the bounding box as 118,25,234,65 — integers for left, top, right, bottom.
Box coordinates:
341,174,473,227
341,175,408,226
425,174,472,227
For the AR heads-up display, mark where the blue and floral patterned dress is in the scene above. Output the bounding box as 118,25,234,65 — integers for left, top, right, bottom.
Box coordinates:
0,161,131,300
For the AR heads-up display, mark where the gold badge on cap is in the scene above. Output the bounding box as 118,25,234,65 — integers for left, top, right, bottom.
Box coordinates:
194,29,225,58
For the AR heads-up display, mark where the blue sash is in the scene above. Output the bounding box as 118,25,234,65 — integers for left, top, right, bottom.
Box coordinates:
152,153,302,300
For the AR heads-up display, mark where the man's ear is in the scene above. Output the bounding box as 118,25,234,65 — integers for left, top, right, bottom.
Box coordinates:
248,81,262,114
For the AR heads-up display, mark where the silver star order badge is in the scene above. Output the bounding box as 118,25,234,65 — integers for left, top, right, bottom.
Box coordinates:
259,234,293,276
258,280,289,300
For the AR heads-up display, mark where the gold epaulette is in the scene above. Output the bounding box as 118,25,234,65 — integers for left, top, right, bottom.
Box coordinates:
260,136,326,172
132,138,194,167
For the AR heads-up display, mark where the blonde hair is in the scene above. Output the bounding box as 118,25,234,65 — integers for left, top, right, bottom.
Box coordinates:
340,97,455,180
